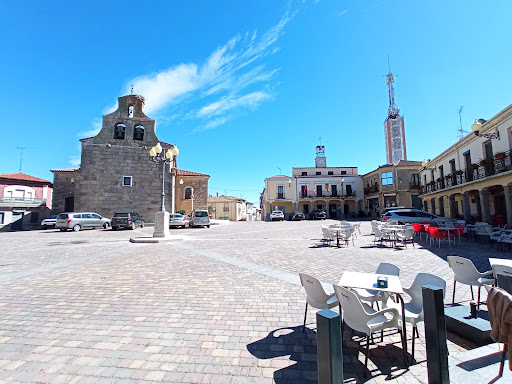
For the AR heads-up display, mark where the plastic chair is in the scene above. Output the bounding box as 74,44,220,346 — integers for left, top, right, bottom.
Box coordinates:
396,227,415,248
447,256,494,308
385,273,446,361
334,285,404,376
428,226,448,247
353,263,400,309
411,223,424,240
299,273,340,332
321,227,334,246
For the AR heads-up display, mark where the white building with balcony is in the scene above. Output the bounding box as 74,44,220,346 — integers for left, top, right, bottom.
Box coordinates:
261,146,364,220
419,103,512,225
0,173,53,230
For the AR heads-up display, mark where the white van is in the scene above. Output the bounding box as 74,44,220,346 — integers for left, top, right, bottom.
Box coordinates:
189,210,210,228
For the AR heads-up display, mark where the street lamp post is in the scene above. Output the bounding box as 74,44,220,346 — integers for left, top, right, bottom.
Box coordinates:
149,143,179,237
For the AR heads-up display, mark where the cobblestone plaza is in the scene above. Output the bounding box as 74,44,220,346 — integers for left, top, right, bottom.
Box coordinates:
0,220,510,383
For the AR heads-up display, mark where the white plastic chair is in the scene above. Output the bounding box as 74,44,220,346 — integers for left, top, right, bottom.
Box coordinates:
340,227,355,246
334,285,404,376
385,273,446,361
396,227,415,248
299,273,339,332
353,263,400,309
447,256,494,308
321,227,334,246
497,233,512,251
492,264,512,280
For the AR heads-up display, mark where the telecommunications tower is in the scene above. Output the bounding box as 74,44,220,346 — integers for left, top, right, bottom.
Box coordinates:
383,71,407,164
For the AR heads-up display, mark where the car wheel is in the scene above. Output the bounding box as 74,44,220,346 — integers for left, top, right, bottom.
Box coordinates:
42,225,48,230
130,222,136,230
73,224,81,232
207,225,210,228
60,228,67,232
103,222,110,229
112,226,118,231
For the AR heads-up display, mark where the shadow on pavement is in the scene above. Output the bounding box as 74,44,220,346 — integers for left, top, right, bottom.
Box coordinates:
247,325,412,383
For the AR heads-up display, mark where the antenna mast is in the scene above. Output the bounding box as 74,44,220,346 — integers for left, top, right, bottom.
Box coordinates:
386,72,400,119
457,106,468,139
17,146,33,173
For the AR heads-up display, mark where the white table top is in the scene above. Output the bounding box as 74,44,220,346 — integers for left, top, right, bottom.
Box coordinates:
338,271,404,294
437,227,459,231
489,258,512,268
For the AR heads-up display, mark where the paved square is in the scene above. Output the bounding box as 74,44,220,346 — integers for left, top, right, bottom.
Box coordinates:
0,220,510,383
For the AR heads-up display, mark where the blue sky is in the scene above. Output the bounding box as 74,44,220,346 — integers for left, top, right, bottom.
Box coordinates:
1,1,511,205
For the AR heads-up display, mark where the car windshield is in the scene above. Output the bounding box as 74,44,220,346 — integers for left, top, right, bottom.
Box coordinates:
195,211,208,217
57,213,69,219
113,213,129,217
171,214,183,218
49,215,58,219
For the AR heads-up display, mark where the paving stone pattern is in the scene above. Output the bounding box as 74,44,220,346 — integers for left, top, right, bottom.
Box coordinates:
0,220,510,383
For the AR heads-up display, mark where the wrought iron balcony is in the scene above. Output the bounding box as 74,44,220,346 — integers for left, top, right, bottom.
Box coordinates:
364,185,379,194
420,150,512,195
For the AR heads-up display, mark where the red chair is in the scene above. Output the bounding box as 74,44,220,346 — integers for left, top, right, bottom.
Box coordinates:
428,226,448,247
411,223,424,240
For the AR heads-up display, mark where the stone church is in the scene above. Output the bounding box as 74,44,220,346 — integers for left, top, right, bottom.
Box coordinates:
51,94,209,221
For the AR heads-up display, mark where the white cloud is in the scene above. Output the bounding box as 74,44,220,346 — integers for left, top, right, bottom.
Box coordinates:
198,91,271,118
337,9,348,16
116,11,292,130
69,157,81,166
78,119,102,138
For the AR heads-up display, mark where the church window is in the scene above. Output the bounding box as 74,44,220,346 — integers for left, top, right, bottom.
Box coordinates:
128,105,134,117
114,123,126,139
185,188,192,200
133,125,144,141
123,176,132,186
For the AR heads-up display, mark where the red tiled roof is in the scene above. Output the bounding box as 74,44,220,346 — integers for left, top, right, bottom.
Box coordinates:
0,173,52,184
177,169,210,177
51,168,80,173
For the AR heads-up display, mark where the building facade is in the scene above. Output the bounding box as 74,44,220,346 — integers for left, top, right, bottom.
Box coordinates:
52,94,209,221
261,146,364,220
207,195,248,221
363,161,422,217
419,104,512,225
0,173,53,230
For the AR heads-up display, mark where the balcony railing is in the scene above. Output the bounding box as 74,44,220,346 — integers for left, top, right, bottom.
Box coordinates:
299,193,354,198
364,185,379,194
0,197,46,206
420,150,512,195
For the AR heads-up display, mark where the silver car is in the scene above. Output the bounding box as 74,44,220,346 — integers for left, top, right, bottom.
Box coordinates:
56,212,111,232
189,210,210,228
169,214,188,228
382,209,453,225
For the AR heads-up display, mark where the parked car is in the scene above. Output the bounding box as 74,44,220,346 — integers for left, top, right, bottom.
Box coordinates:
170,213,188,228
289,211,305,221
111,212,144,230
309,209,326,220
56,212,111,232
189,209,210,228
380,206,414,218
40,215,58,229
270,211,285,221
381,209,454,225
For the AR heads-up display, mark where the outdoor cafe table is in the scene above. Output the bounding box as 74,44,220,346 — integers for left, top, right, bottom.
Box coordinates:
338,271,408,366
489,258,512,277
436,226,460,246
329,228,350,248
379,225,405,247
